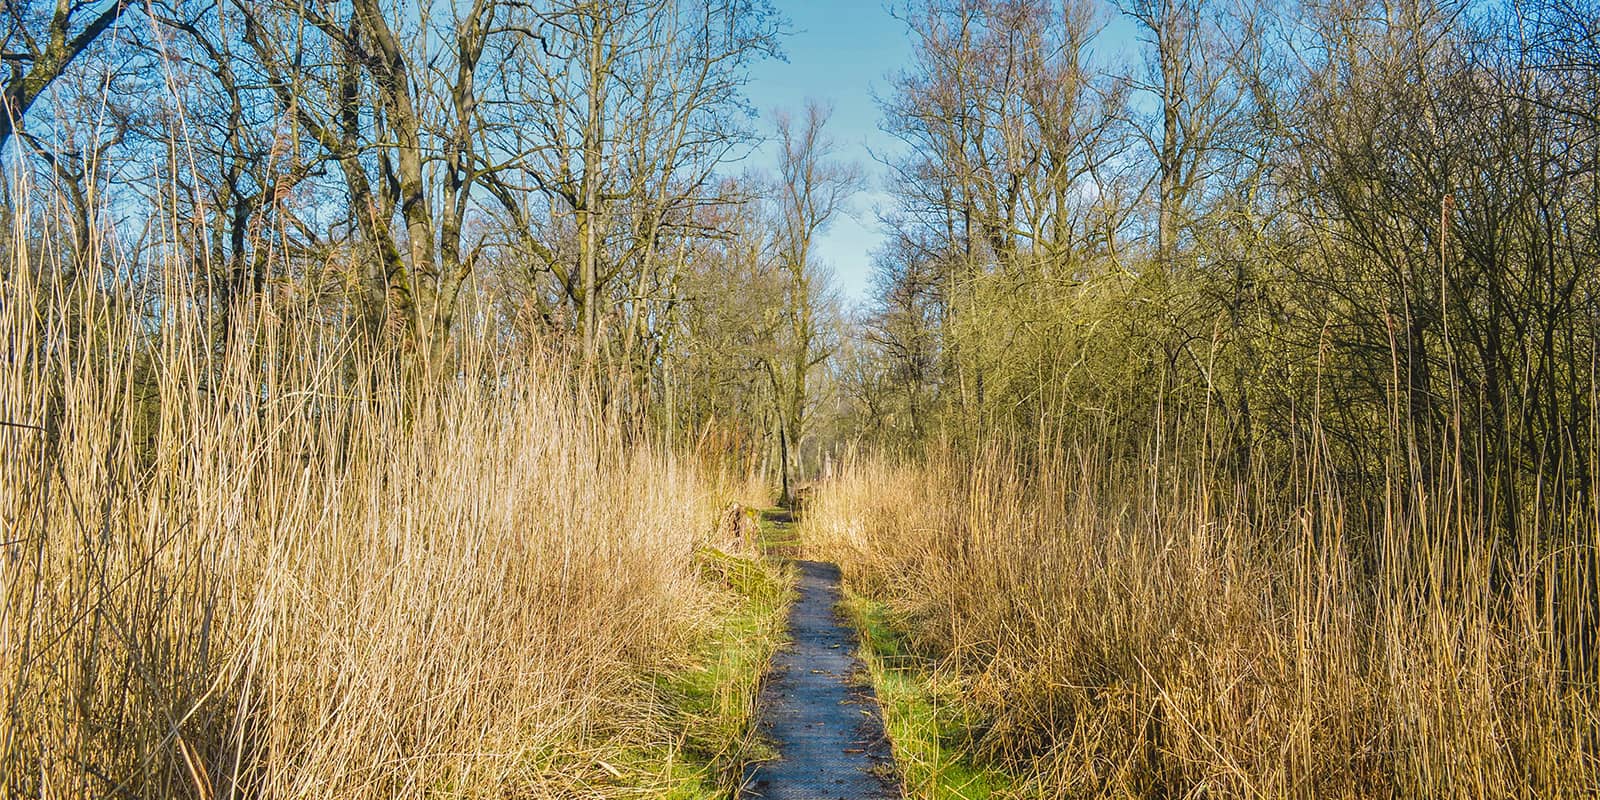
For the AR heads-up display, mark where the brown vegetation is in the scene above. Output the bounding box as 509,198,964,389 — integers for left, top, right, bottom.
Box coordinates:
809,430,1599,796
5,0,1599,796
0,180,766,795
816,0,1600,796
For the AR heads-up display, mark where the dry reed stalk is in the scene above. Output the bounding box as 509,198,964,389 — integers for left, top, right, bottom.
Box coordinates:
806,434,1600,798
0,166,732,798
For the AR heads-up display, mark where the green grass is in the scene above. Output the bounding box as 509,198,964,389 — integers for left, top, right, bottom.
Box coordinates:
755,507,802,556
840,592,1027,800
632,543,793,798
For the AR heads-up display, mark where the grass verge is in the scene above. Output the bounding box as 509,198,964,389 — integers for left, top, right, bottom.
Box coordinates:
755,507,803,557
839,591,1026,800
633,545,793,798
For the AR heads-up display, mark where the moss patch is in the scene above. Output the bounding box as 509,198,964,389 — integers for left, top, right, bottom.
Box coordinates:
634,545,793,797
840,592,1027,800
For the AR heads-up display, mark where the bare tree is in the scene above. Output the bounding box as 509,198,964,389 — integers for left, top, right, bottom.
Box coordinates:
489,0,780,376
877,0,1127,436
1117,0,1258,275
766,101,858,505
0,0,131,154
232,0,560,364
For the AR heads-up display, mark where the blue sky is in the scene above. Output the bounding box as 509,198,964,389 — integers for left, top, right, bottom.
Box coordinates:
742,1,914,308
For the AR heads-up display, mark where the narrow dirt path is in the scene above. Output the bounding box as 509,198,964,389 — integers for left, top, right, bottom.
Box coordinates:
743,560,900,799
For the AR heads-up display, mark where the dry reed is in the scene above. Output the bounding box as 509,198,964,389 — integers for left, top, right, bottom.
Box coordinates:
806,432,1600,798
0,167,741,798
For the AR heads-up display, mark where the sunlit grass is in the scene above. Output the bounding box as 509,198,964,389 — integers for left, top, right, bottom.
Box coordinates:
839,591,1025,800
645,547,793,796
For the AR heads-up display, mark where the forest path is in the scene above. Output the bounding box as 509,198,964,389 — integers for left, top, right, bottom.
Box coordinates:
742,557,901,799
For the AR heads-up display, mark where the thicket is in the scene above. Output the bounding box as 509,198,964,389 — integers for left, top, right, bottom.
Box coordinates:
815,0,1600,795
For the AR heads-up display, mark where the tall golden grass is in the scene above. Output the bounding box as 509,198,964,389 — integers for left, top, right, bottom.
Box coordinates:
0,171,746,797
807,429,1600,797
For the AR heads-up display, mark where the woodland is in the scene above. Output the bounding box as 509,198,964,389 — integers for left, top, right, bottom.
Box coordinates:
2,0,1598,797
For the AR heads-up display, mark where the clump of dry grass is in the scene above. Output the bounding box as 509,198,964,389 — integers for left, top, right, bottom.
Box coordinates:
0,173,743,797
807,438,1599,798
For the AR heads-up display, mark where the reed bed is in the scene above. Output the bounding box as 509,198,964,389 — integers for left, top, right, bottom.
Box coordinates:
806,437,1600,798
0,175,740,798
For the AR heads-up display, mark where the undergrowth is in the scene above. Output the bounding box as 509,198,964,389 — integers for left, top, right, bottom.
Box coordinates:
639,547,792,798
0,170,790,798
807,448,1600,798
839,590,1026,800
